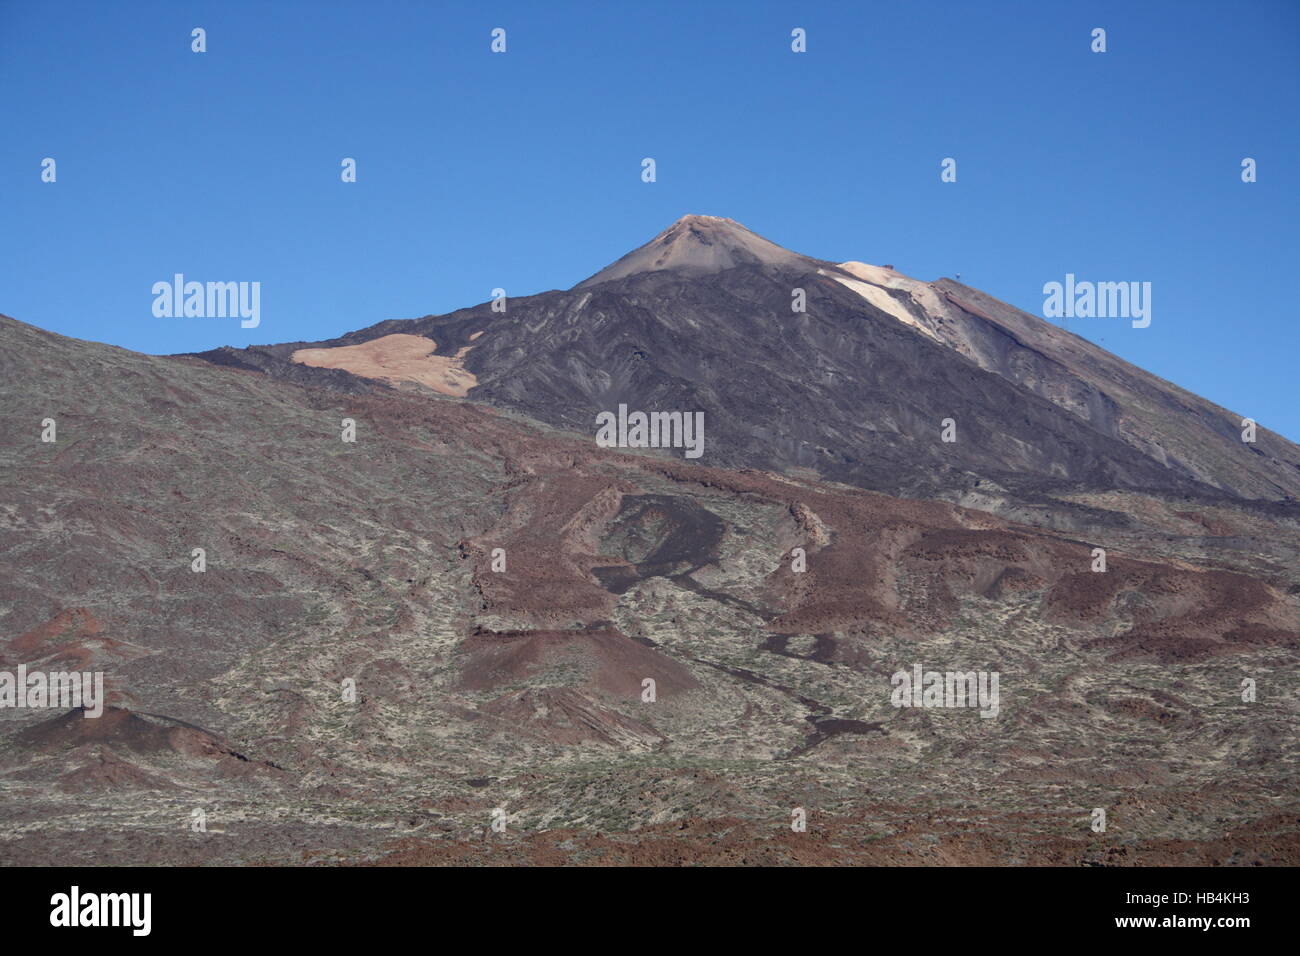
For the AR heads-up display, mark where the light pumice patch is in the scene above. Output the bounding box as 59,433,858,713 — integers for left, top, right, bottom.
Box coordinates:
291,333,478,397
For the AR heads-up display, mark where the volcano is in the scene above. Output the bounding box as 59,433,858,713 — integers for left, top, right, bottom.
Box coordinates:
193,215,1300,510
1,216,1298,866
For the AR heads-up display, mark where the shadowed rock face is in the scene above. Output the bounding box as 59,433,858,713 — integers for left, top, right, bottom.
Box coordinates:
2,216,1299,867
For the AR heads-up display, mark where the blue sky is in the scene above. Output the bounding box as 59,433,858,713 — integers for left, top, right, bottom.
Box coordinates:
3,0,1297,438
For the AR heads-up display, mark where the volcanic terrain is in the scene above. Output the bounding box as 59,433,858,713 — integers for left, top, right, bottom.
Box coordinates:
1,216,1297,866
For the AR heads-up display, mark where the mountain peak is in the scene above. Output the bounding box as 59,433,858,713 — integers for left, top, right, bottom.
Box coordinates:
575,214,814,288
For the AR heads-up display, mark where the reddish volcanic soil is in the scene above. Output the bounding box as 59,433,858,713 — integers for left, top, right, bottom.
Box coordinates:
2,312,1297,866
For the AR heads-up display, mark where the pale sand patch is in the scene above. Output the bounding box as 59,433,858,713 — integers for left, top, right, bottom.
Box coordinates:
820,264,941,341
469,330,485,341
291,333,478,397
834,261,950,317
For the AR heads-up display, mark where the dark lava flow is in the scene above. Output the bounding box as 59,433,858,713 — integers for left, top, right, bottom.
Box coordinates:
595,494,884,757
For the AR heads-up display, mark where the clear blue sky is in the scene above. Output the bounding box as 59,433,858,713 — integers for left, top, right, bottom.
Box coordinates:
3,0,1297,439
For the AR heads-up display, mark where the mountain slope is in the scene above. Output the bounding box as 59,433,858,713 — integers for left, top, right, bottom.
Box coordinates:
3,312,1299,865
193,215,1300,510
821,261,1300,501
576,214,818,286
